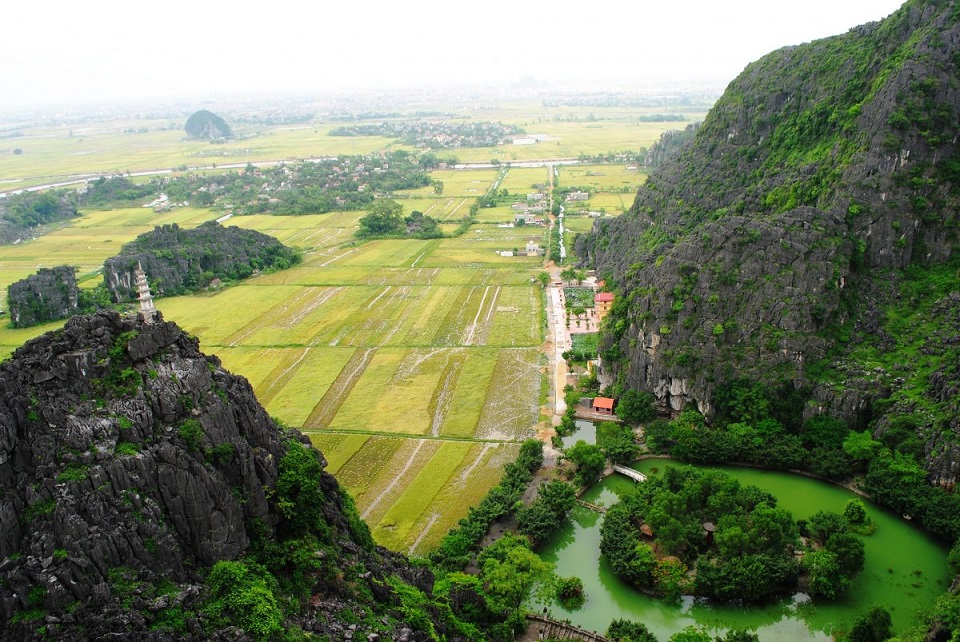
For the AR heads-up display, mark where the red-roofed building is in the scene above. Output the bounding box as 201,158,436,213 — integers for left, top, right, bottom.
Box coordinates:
593,396,615,415
595,291,615,324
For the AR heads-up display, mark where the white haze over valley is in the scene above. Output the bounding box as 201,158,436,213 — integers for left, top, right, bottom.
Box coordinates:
2,0,907,113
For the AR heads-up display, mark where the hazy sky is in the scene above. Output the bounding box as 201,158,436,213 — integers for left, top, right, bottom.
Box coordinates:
3,0,906,110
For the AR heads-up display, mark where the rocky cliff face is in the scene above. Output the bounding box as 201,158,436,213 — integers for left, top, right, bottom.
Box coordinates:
6,267,81,328
0,312,436,641
577,0,960,480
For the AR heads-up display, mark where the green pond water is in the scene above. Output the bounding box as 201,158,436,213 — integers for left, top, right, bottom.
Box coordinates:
537,459,950,641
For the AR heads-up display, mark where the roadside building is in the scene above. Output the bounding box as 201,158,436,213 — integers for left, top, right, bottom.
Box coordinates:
593,397,615,415
595,292,615,324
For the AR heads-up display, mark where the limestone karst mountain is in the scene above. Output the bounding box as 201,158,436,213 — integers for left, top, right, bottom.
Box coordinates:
0,312,445,641
578,0,960,484
184,109,232,140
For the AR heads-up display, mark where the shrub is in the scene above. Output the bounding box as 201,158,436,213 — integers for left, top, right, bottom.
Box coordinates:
178,419,203,452
203,560,284,641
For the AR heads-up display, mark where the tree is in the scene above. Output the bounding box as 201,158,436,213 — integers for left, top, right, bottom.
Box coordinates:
517,480,575,545
600,425,640,465
616,390,658,424
807,510,847,543
477,533,554,616
357,199,405,237
717,631,760,642
849,605,893,642
803,549,850,599
825,531,865,576
555,576,585,609
669,626,712,642
843,498,868,525
843,430,883,462
566,440,605,487
607,619,658,642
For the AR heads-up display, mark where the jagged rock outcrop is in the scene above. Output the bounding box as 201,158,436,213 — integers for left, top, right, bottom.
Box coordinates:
643,123,699,169
6,267,81,328
103,222,300,301
184,110,232,141
577,0,960,481
0,312,439,641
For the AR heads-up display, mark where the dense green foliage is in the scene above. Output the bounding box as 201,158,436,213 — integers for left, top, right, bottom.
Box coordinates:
356,198,441,239
430,440,543,571
599,466,866,603
80,176,157,207
596,421,640,465
607,618,659,642
202,559,283,641
565,440,606,487
645,381,960,543
0,191,77,231
615,390,657,425
105,221,301,300
516,480,576,546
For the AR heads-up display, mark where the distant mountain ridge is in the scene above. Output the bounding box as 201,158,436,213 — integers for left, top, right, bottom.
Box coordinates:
577,0,960,483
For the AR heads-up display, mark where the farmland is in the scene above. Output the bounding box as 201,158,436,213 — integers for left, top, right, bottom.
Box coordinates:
0,175,548,553
0,93,702,553
163,205,544,551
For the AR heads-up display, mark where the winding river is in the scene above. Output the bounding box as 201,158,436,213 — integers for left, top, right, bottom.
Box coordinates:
537,450,949,641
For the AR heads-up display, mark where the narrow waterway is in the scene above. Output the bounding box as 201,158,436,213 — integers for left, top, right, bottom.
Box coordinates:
537,458,949,641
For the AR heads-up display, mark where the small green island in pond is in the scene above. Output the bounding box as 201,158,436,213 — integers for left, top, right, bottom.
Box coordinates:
600,466,868,603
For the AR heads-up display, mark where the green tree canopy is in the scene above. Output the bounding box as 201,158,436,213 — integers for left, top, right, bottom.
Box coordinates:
615,390,658,424
357,199,405,237
566,440,606,487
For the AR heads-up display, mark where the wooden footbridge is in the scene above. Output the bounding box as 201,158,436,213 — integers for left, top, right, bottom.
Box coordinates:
525,615,613,642
575,499,606,513
612,465,647,482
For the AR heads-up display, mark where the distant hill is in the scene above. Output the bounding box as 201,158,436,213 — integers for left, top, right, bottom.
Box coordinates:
184,109,232,140
7,266,81,328
103,221,300,301
0,192,78,244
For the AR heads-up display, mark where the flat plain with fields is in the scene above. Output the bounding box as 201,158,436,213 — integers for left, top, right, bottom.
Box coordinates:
0,97,692,553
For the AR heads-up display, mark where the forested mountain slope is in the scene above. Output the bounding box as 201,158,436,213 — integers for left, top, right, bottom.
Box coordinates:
577,0,960,484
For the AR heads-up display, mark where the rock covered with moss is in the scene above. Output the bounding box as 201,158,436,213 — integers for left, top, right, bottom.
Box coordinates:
184,110,232,141
0,311,447,641
577,0,960,483
6,267,81,328
102,222,300,301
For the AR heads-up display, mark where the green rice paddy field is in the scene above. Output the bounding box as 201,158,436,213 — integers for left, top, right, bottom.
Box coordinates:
0,100,675,552
0,175,550,553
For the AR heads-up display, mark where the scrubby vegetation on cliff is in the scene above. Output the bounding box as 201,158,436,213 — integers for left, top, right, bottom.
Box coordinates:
578,0,960,489
103,221,301,302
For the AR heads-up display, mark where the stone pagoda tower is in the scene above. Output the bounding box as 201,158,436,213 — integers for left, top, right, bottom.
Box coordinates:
135,261,158,324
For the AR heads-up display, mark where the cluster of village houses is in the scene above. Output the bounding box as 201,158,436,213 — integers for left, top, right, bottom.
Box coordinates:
552,272,618,417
